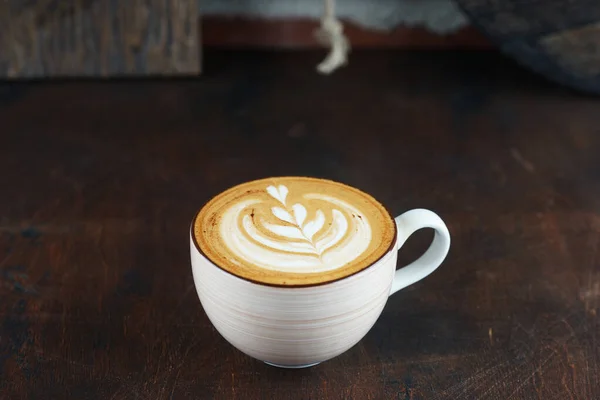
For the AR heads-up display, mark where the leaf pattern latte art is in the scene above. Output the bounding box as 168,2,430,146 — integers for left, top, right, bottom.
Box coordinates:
219,183,372,272
259,185,347,257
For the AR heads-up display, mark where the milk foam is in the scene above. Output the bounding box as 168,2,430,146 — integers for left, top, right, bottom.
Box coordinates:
194,177,396,286
219,184,372,273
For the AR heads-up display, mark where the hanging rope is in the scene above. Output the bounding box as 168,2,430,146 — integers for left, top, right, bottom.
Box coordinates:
315,0,350,74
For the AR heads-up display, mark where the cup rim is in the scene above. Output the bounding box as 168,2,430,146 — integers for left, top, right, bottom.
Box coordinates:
190,176,398,288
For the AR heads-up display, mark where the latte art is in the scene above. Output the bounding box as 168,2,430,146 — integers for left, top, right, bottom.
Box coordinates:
194,177,396,286
222,184,371,272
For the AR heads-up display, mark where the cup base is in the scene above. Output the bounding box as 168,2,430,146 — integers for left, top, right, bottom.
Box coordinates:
264,361,321,369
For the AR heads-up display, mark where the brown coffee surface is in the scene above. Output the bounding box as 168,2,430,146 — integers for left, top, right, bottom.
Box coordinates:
193,177,396,286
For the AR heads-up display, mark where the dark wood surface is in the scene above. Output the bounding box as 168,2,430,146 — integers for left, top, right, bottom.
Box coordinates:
1,50,600,399
455,0,600,95
0,0,200,78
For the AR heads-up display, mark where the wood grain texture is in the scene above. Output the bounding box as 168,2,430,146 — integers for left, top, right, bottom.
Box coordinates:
1,50,600,398
455,0,600,94
0,0,200,78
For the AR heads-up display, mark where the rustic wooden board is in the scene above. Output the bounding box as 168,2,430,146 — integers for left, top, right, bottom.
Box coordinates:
454,0,600,94
0,0,200,78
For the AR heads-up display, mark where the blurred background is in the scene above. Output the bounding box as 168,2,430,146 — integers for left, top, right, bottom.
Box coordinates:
1,0,599,93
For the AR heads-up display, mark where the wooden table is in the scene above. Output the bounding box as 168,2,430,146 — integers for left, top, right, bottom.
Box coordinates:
1,50,599,399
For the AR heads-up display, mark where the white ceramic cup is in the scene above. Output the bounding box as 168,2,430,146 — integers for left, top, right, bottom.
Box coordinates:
190,207,450,368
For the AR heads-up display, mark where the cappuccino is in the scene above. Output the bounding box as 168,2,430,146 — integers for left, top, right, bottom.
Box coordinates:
193,177,396,286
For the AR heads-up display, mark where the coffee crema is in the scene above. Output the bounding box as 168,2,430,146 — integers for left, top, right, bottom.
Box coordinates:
193,177,396,286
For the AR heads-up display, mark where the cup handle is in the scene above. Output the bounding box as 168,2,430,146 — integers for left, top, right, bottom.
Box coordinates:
390,209,451,295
